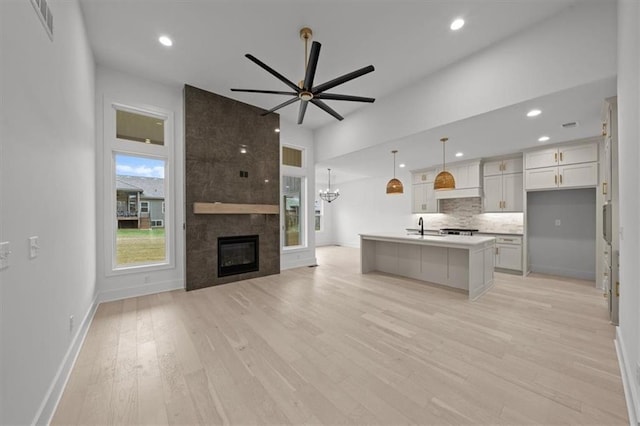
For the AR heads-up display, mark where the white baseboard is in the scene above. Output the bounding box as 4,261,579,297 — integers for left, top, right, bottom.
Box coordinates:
616,327,639,425
281,255,318,270
98,278,183,303
34,295,98,426
529,264,595,281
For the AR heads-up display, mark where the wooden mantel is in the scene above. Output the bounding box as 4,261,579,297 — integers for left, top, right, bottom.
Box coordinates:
193,202,279,215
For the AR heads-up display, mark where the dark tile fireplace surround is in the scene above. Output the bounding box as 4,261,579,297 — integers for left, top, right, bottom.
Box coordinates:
185,85,280,290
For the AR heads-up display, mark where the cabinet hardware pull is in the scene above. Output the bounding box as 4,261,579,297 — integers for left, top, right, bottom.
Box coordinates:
560,152,563,162
603,182,607,195
560,174,563,184
555,152,558,162
603,292,608,299
495,247,499,255
604,272,608,277
616,281,620,297
602,122,607,136
555,175,558,184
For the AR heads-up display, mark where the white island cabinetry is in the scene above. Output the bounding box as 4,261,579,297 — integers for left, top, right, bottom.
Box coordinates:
360,233,495,300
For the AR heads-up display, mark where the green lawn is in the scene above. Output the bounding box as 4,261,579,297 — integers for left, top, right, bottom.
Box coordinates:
116,228,166,266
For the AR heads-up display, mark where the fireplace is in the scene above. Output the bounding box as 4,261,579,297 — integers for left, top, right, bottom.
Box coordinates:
218,235,259,277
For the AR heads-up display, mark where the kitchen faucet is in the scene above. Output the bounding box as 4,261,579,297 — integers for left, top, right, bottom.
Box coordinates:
418,217,424,236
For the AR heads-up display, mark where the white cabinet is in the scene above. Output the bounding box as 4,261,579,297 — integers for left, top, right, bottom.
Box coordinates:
412,172,438,213
524,142,598,191
483,158,523,212
495,236,522,271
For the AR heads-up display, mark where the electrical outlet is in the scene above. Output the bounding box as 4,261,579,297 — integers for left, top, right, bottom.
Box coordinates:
555,219,561,226
29,236,39,259
69,315,74,332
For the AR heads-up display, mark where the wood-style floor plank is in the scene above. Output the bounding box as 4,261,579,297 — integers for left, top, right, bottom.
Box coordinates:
52,246,628,425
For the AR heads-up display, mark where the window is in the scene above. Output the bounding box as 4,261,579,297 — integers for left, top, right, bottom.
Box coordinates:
315,199,322,231
104,100,173,273
283,176,303,247
114,153,166,267
282,146,302,167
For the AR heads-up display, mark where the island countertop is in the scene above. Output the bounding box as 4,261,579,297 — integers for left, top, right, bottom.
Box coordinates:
360,232,496,249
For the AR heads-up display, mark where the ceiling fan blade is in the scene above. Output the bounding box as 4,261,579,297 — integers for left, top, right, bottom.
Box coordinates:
302,41,321,90
231,88,297,96
260,97,299,116
297,101,309,125
312,65,375,94
315,93,375,103
245,54,300,92
311,99,343,121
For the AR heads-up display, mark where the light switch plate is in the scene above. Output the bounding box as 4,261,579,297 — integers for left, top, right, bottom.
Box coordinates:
29,236,39,259
0,242,10,269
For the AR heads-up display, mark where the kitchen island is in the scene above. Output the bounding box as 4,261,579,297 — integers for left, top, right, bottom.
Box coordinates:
360,233,496,300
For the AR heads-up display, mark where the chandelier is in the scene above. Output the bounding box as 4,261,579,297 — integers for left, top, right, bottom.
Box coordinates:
319,168,340,203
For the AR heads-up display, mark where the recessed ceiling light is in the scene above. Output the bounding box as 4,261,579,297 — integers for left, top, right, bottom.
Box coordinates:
538,136,550,142
450,18,465,31
455,152,464,157
158,36,173,47
527,109,542,117
399,163,406,168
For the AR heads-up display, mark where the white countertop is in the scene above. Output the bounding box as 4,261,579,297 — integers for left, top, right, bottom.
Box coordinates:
360,232,495,249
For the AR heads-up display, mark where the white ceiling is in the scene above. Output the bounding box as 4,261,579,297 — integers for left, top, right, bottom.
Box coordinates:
79,0,616,185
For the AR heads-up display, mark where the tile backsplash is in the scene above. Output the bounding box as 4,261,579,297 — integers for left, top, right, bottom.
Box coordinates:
417,197,524,234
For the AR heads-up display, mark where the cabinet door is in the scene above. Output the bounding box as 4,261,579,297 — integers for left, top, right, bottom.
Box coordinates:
496,244,522,271
559,162,598,188
425,183,438,213
603,137,612,202
483,160,503,177
502,173,523,212
525,148,558,169
502,158,523,174
559,143,597,165
525,166,558,190
483,175,503,212
412,183,428,213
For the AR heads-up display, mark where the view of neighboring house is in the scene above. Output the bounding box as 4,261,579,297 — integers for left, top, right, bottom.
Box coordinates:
116,175,165,229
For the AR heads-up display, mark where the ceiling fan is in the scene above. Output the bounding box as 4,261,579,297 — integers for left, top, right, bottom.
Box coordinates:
231,27,375,125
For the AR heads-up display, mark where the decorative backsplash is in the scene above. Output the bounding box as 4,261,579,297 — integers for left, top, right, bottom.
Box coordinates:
418,197,524,234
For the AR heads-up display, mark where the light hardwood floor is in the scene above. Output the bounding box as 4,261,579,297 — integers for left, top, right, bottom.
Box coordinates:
52,246,628,425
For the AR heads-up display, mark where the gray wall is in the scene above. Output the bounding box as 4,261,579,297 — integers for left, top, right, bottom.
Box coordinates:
527,188,596,280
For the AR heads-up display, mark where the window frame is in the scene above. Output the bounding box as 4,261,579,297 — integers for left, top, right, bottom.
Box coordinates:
281,144,308,252
103,99,174,275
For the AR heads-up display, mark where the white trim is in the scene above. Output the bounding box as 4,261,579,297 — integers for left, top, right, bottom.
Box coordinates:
34,295,99,426
615,327,640,426
281,255,318,270
98,279,183,304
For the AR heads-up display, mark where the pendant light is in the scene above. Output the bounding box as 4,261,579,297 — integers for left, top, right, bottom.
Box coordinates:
386,150,404,194
434,137,455,190
319,168,340,203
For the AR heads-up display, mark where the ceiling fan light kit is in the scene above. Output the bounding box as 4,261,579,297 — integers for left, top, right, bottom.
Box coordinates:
434,137,456,190
231,27,375,125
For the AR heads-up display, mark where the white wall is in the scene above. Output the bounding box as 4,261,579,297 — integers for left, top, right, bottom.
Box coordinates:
315,1,617,162
616,0,640,423
95,67,185,301
280,120,317,268
331,171,414,248
315,180,335,246
0,1,96,424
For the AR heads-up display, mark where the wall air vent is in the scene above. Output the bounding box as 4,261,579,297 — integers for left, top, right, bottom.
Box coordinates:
562,121,578,129
30,0,54,41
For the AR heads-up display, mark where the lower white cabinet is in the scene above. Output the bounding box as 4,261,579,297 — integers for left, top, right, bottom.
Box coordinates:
495,236,522,272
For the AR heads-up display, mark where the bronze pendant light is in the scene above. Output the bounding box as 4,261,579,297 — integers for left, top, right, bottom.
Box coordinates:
386,150,404,194
434,137,455,190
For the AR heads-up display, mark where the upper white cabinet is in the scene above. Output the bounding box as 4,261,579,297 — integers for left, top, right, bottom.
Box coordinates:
412,171,438,213
524,142,598,191
483,158,523,212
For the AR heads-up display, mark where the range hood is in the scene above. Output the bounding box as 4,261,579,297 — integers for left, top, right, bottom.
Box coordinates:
435,187,482,200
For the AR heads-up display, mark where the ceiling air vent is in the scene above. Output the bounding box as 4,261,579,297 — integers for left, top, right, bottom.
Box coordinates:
30,0,54,41
562,121,578,129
